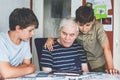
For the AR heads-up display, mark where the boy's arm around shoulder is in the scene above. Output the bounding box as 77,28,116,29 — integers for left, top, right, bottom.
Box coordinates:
0,59,35,79
44,37,55,51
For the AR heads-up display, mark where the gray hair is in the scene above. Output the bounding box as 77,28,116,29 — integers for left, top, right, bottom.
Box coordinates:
59,18,79,32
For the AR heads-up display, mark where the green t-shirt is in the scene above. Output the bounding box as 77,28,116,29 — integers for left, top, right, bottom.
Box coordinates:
77,21,109,69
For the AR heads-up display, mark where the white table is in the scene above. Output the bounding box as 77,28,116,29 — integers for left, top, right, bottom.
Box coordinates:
6,71,120,80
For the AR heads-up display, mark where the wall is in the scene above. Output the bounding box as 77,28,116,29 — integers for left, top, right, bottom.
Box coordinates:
32,0,44,70
0,0,30,32
71,0,82,17
43,0,72,37
43,0,61,37
113,0,120,71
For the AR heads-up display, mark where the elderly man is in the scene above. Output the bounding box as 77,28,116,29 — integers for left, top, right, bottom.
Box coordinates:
40,18,89,74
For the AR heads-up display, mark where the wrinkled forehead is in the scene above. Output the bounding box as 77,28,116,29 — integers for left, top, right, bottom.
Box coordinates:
60,26,78,33
60,24,79,32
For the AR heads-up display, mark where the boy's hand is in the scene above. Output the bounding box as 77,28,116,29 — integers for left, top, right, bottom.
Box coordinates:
105,68,120,75
44,37,54,51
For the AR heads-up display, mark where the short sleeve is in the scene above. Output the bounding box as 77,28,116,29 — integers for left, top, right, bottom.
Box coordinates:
23,41,32,59
97,23,109,45
0,36,9,62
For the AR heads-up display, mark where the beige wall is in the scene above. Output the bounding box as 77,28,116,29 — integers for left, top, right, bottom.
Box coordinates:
0,0,30,32
32,0,44,70
113,0,120,71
